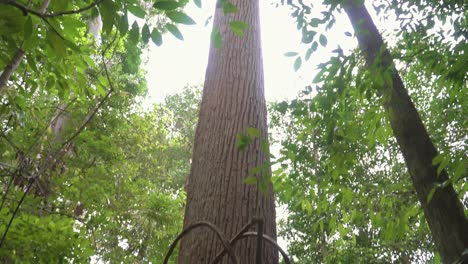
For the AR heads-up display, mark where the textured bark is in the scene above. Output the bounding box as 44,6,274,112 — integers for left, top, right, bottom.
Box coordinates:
177,1,278,263
342,1,468,262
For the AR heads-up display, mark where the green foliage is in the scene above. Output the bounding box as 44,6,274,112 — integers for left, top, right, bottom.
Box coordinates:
211,27,223,48
0,0,200,261
229,20,249,37
272,0,466,262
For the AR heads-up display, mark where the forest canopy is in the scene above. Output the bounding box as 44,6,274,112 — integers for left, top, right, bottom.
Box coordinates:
0,0,466,263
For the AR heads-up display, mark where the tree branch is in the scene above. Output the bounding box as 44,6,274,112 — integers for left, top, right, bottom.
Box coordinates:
0,0,103,18
61,62,114,149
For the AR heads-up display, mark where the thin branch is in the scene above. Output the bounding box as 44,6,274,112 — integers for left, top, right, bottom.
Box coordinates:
61,62,114,148
44,0,104,17
0,137,67,248
0,0,103,18
0,169,17,211
0,179,33,249
0,49,25,92
0,131,20,152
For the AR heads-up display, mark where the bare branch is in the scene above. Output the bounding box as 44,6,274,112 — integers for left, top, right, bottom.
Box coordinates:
0,0,103,18
44,0,104,17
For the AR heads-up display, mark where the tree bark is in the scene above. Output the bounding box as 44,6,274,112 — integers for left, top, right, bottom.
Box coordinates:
177,1,278,263
341,1,468,262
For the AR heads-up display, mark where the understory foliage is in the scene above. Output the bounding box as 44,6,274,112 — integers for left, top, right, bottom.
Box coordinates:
0,83,200,262
0,0,199,262
271,0,466,263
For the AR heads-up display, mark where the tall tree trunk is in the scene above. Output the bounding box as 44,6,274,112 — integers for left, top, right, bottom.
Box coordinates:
178,1,278,263
341,1,468,262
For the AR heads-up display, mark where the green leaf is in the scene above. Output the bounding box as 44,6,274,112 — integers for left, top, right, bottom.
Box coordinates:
305,48,313,61
151,29,162,46
244,176,257,185
319,34,327,47
128,4,146,18
229,20,249,37
194,0,201,8
427,186,436,204
211,27,222,48
153,1,180,10
118,14,128,35
453,160,466,183
166,11,196,25
301,199,312,215
284,52,298,57
222,1,238,14
309,18,321,27
246,127,260,138
128,21,139,43
302,30,315,44
294,57,302,71
311,41,318,52
46,30,66,57
166,24,183,40
99,0,116,34
437,157,450,176
260,139,270,155
24,16,32,40
142,24,150,44
236,134,252,151
431,153,444,166
250,166,262,175
276,101,288,114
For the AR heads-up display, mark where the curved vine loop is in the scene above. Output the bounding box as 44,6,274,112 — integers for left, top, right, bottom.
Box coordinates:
210,231,291,264
163,221,238,264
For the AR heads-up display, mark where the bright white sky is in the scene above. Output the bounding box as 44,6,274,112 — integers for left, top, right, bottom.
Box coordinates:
144,0,357,103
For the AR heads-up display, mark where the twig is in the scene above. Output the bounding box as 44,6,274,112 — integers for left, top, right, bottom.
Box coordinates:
0,169,17,211
44,0,103,17
61,62,114,148
0,131,20,152
0,0,103,18
0,179,33,248
0,49,25,92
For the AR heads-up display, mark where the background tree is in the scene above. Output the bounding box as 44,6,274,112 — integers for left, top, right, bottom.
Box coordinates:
178,0,278,263
273,0,467,262
341,1,467,261
0,0,199,262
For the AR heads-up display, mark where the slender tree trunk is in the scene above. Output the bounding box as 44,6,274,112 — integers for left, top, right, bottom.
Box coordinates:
178,1,278,263
0,0,51,92
341,1,468,262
